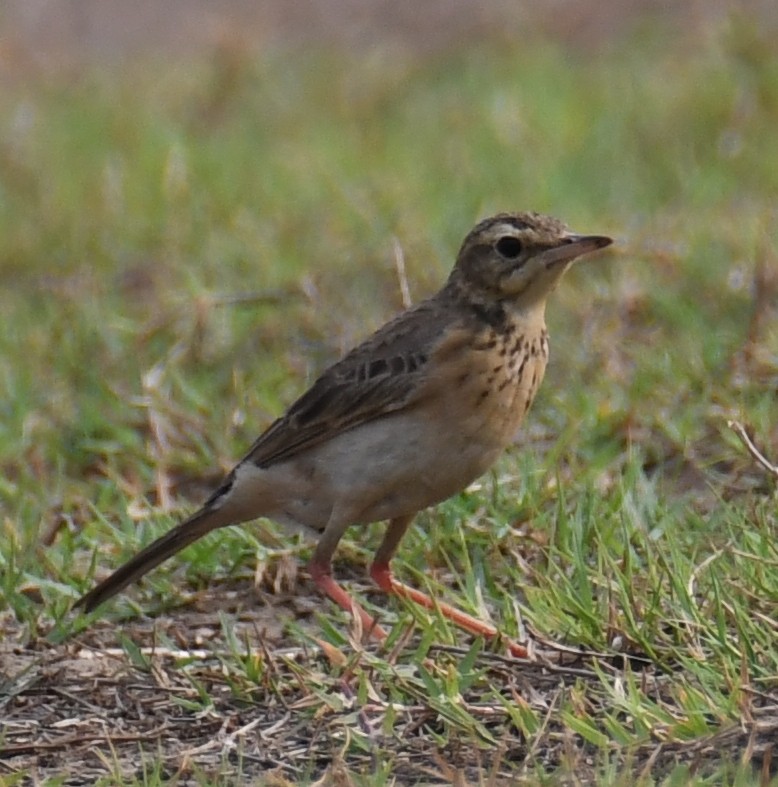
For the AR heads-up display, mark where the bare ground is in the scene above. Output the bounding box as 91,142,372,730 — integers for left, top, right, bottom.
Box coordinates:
3,587,777,785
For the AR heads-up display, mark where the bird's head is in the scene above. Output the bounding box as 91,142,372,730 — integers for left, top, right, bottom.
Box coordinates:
450,212,612,310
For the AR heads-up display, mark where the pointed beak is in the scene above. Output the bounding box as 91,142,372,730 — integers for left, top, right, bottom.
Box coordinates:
542,234,613,268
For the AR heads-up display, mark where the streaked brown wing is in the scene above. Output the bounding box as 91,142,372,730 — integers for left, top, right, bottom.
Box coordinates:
241,297,452,468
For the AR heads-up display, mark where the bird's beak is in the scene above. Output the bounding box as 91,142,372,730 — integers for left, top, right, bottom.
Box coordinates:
542,234,613,268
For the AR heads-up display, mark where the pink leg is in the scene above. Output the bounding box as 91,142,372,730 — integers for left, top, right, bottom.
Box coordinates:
308,558,387,641
370,516,530,659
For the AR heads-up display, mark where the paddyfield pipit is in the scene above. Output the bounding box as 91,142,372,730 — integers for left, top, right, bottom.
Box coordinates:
77,212,612,656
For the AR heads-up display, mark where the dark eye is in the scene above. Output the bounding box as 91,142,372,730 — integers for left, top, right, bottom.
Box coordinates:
495,236,523,259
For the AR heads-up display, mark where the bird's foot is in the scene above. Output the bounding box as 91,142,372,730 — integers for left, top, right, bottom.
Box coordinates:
370,561,530,659
308,560,388,642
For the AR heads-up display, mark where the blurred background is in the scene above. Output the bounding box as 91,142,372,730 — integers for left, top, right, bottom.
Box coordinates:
5,1,771,64
1,0,776,532
1,0,777,521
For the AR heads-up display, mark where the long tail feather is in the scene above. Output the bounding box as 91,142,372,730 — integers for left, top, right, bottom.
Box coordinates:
75,505,232,613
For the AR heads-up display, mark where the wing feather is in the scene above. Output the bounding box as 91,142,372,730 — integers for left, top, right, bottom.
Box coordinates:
241,297,454,468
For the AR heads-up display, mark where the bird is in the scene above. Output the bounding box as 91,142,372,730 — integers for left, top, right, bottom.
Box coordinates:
76,212,612,656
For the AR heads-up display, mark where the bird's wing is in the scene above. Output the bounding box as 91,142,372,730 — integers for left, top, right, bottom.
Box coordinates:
240,297,455,468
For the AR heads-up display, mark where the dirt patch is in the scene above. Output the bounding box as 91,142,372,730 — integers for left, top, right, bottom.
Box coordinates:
2,597,777,784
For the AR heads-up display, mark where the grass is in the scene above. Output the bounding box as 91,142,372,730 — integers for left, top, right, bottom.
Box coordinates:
1,13,778,785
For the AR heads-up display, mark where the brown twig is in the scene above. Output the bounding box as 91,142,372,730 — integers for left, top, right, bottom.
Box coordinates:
727,420,778,480
392,236,412,309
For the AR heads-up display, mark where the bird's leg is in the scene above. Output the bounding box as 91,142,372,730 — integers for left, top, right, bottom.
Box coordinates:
370,515,529,659
308,523,388,641
308,560,388,640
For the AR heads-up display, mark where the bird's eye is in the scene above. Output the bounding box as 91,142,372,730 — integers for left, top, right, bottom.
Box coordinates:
495,236,523,259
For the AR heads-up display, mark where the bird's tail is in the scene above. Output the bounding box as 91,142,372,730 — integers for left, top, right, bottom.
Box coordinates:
75,503,234,613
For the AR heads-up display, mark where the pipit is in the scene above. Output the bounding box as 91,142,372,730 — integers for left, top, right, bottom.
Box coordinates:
76,212,612,656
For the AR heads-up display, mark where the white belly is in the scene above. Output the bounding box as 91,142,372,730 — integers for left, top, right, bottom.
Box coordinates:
232,407,503,533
